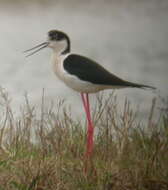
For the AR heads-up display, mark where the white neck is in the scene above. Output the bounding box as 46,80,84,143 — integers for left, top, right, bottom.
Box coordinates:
49,39,69,55
51,49,70,65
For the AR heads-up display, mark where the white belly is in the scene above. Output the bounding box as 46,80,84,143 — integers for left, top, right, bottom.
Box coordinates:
51,54,120,93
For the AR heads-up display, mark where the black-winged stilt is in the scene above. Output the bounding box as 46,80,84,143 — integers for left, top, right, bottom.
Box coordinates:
24,30,155,158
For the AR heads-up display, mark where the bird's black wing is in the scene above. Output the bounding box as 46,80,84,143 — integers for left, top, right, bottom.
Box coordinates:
63,54,154,89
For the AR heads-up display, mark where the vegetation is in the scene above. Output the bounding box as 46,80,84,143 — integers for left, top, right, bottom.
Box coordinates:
0,88,167,190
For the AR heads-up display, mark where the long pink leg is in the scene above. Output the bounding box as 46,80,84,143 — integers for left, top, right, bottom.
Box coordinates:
81,93,94,157
81,93,88,114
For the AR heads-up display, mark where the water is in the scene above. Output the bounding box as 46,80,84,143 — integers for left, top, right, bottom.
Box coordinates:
0,0,167,119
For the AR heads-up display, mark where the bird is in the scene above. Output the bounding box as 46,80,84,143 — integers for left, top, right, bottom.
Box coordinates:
24,30,155,158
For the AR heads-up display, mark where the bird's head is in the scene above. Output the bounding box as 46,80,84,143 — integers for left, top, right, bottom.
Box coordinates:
47,30,70,53
24,30,70,57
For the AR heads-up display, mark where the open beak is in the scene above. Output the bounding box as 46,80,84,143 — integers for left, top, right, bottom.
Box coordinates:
24,42,49,57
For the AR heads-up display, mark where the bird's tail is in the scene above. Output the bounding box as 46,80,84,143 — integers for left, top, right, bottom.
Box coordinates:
125,81,156,90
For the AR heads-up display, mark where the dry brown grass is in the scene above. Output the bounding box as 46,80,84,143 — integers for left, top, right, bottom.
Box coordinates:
0,88,168,190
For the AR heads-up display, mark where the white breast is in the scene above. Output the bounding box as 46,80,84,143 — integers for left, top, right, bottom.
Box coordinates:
51,53,113,93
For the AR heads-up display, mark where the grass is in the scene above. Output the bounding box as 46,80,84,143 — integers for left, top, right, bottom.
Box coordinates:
0,88,168,190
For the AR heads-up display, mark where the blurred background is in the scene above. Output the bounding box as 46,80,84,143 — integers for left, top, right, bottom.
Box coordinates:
0,0,167,119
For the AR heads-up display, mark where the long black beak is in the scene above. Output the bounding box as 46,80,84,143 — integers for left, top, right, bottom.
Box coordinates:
24,42,49,57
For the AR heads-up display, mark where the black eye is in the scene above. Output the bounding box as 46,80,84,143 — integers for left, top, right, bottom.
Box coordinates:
51,33,57,40
48,31,58,40
48,30,67,41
